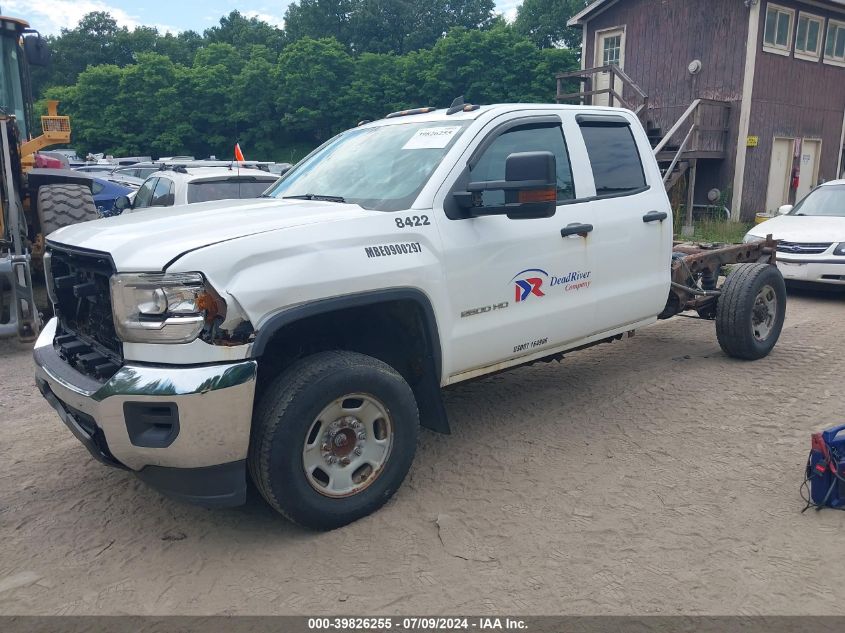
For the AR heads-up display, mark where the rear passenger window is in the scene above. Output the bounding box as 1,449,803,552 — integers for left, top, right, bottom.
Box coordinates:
579,123,647,196
470,123,575,207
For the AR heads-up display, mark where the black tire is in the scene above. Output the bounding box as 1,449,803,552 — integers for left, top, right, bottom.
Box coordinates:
37,184,99,236
715,263,786,360
249,350,419,530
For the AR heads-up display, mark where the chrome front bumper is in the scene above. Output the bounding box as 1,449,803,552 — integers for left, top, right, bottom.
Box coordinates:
33,318,257,505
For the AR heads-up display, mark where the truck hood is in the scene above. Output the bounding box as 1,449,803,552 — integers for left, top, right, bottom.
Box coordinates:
47,198,368,271
749,214,845,242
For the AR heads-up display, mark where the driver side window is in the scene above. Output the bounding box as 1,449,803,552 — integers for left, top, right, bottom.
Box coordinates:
150,177,175,206
133,178,157,209
470,123,575,207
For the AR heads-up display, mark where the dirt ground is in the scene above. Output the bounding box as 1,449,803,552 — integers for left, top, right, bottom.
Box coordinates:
1,287,844,616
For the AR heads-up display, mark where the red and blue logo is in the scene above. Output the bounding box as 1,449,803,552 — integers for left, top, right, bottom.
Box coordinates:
512,269,548,302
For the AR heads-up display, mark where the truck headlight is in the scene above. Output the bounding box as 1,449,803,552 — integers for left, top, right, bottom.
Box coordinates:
834,243,845,256
743,233,764,244
110,273,221,343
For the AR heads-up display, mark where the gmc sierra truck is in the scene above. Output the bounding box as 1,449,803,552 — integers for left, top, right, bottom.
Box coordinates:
33,103,786,529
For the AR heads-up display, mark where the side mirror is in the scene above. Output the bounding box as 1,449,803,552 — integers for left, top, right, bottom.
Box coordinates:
23,35,51,67
113,195,131,213
455,151,557,220
777,204,793,215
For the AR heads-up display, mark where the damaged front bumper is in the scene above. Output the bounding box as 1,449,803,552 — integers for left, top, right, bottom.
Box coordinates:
33,318,257,507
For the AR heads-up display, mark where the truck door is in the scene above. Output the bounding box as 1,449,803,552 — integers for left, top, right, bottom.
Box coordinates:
435,115,598,379
575,114,672,332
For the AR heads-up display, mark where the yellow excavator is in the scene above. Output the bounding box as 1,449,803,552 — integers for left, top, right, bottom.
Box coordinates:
0,15,99,342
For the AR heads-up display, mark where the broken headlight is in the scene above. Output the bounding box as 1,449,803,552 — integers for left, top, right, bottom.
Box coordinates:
110,273,222,343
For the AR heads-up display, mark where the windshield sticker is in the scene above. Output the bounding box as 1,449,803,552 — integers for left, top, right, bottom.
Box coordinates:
402,126,462,150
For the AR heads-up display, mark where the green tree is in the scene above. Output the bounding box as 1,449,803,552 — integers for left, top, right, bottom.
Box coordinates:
232,46,283,158
514,0,589,50
419,24,562,105
283,0,354,45
204,10,286,54
285,0,496,54
32,12,132,96
276,37,355,141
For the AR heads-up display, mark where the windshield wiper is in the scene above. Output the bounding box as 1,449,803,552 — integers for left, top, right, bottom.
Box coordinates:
283,193,347,203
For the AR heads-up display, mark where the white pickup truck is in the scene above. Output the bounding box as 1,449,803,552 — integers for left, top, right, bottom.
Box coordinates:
33,103,786,529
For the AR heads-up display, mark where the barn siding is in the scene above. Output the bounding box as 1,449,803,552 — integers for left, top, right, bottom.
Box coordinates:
585,0,749,209
743,1,845,215
583,0,845,220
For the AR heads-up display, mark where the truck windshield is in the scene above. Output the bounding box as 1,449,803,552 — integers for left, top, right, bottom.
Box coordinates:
265,121,470,211
0,35,27,139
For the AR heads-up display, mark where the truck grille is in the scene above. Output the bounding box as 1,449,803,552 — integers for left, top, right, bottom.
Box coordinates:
776,241,832,255
47,245,122,380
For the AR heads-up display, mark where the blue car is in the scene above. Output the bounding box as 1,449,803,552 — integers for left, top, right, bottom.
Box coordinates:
92,177,135,217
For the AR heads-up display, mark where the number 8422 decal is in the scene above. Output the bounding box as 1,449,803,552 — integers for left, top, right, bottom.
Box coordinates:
395,215,431,229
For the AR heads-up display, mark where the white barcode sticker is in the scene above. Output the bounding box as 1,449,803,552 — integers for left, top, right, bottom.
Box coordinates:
402,126,462,150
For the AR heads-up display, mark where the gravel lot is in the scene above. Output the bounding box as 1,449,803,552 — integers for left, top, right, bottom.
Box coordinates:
2,288,844,616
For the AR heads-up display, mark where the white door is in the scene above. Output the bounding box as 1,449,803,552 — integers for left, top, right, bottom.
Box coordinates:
594,28,625,107
576,116,673,333
766,138,793,213
436,115,597,378
796,139,821,202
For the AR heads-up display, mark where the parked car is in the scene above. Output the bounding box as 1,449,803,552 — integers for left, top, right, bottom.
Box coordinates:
91,177,135,217
745,180,845,286
116,166,278,213
36,103,786,530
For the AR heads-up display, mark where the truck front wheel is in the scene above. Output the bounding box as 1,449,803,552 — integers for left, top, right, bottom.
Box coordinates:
249,350,419,530
715,263,786,360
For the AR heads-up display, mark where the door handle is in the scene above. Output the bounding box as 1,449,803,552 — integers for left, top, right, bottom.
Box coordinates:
560,223,594,238
643,211,668,223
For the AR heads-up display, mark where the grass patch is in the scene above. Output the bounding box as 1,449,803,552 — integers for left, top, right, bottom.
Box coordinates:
676,219,754,244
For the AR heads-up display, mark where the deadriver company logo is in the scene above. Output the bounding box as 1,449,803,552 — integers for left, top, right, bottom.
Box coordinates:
512,268,592,302
512,269,548,302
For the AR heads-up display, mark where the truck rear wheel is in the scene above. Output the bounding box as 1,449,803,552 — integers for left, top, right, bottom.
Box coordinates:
715,263,786,360
37,184,99,236
249,350,419,530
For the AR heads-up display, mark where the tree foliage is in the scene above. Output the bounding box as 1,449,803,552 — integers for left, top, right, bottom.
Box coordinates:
34,2,585,160
514,0,590,50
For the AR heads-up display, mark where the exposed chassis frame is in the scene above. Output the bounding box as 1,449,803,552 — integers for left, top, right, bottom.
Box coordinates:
663,235,778,318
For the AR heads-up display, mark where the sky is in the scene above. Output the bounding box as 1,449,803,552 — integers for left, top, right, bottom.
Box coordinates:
1,0,522,36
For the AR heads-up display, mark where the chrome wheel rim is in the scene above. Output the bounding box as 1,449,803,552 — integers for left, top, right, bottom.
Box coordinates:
752,284,777,342
302,393,394,498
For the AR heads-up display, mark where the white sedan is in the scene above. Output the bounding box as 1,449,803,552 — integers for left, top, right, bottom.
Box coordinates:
745,180,845,286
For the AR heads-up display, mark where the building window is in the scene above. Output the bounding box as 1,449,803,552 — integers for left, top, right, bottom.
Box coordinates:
824,19,845,65
763,3,795,55
602,34,622,66
795,12,824,61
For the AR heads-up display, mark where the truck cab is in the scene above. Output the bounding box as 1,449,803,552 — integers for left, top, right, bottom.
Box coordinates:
33,103,784,529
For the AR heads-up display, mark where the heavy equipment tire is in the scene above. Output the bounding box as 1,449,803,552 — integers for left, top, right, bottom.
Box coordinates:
715,263,786,360
37,184,99,236
249,350,419,530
